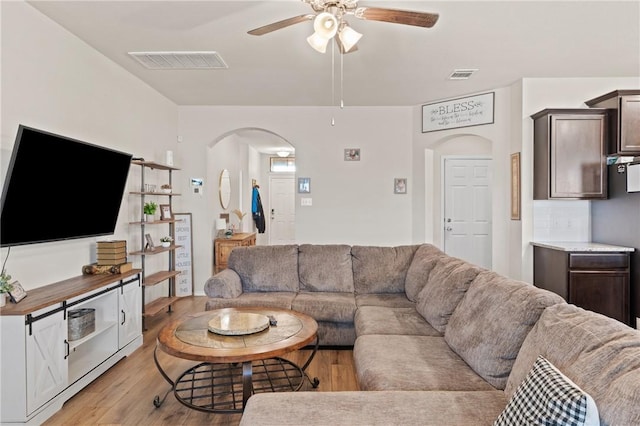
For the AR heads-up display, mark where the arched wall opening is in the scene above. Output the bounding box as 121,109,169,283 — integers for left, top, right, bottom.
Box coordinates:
206,127,295,246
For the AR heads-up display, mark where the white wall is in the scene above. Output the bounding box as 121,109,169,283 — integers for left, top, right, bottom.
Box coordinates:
412,87,512,277
178,106,413,294
0,2,178,291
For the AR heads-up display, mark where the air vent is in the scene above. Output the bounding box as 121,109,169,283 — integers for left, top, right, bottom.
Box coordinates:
448,69,478,80
128,51,228,70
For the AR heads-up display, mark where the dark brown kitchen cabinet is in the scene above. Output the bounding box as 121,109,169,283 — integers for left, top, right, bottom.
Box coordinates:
532,108,608,199
586,90,640,155
533,246,630,325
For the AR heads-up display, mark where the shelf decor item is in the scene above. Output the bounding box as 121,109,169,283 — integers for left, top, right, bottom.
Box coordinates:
8,281,27,303
160,236,173,248
161,184,172,194
67,308,96,341
0,271,14,307
144,201,158,222
160,204,172,221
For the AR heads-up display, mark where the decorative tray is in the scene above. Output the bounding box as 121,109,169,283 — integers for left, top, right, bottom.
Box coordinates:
207,312,270,336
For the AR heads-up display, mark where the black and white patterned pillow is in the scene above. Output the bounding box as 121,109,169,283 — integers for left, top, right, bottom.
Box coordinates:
494,355,599,426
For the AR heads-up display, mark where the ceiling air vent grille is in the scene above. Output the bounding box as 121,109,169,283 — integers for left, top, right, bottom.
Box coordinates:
128,51,228,70
448,69,478,80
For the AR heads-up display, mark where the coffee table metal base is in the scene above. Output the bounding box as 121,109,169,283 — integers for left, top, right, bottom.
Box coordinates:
153,339,320,413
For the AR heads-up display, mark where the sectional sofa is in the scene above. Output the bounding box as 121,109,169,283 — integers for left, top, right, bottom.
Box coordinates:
204,244,640,425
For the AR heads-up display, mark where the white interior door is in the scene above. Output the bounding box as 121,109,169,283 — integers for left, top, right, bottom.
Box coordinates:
269,175,295,245
443,157,492,269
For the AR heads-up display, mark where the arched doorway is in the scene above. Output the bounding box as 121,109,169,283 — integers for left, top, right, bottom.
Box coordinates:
207,128,295,245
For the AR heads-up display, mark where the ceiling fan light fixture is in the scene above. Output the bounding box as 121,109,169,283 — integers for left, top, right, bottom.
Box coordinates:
338,25,362,53
307,32,331,53
313,12,339,38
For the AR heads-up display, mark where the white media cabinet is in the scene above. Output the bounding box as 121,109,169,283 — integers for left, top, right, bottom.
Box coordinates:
0,270,143,425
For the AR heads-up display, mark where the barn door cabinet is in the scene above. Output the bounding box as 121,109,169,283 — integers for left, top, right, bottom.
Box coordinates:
532,242,632,325
532,108,608,199
0,271,142,425
586,90,640,155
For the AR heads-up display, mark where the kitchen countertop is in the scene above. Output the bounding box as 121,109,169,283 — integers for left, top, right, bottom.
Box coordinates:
530,241,635,252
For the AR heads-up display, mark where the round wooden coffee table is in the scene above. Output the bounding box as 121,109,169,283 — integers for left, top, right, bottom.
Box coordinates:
153,307,319,413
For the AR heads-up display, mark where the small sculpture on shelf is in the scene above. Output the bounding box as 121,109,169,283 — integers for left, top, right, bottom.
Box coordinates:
161,184,172,194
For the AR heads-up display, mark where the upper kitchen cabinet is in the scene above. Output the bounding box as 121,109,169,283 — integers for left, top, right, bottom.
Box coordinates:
532,108,608,200
586,90,640,155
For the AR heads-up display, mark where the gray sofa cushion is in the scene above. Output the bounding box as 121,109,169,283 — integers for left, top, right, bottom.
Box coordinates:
444,271,564,389
352,245,419,294
292,292,356,322
355,306,441,337
298,244,354,292
228,245,299,292
416,258,483,333
240,391,508,426
204,292,295,311
404,244,445,302
203,268,242,298
354,335,496,391
505,303,640,426
355,293,416,308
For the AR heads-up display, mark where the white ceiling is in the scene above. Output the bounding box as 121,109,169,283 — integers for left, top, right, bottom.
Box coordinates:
27,0,640,108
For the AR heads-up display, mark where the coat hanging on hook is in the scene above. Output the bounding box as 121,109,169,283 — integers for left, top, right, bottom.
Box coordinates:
252,185,266,233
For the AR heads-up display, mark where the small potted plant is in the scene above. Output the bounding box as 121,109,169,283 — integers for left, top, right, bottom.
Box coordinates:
161,184,172,194
0,270,13,307
143,201,158,222
159,236,173,248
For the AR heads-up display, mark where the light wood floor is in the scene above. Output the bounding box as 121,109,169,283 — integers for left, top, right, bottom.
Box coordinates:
43,296,359,426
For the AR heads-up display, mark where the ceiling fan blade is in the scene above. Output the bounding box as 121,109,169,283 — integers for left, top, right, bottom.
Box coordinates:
354,7,439,28
248,14,315,36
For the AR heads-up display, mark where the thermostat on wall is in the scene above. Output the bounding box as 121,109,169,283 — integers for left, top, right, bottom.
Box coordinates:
191,178,203,195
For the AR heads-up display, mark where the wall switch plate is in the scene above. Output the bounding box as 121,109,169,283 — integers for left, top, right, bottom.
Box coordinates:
301,198,312,206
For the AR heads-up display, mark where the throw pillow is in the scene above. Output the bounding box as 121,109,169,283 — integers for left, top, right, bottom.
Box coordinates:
494,356,599,426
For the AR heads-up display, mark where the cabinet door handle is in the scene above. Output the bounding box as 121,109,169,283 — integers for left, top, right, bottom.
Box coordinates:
121,309,126,326
64,339,70,360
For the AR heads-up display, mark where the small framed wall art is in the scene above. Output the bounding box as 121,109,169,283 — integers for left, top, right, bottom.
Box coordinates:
145,233,155,251
8,281,27,303
298,177,311,193
344,148,361,161
511,152,521,220
394,178,407,194
160,204,172,220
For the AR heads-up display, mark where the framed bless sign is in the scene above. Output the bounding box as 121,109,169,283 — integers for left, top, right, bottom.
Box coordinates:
422,92,494,133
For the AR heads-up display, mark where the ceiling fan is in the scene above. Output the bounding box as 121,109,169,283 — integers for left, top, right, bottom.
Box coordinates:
248,0,439,54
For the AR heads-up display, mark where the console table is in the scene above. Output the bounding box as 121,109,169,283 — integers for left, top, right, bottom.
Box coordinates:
213,232,256,274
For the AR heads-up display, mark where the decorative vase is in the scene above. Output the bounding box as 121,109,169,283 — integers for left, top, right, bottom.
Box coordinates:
161,241,170,248
0,293,6,307
145,214,154,222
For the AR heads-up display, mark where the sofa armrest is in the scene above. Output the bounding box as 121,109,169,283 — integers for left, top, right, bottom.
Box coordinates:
204,269,243,298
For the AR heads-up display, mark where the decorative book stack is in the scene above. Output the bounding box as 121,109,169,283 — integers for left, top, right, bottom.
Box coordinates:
82,240,133,275
97,240,127,265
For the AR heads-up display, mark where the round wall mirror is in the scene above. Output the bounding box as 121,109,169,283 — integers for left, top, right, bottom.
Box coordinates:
219,169,231,209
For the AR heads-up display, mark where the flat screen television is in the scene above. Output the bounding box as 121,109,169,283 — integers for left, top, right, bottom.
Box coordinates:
1,125,133,247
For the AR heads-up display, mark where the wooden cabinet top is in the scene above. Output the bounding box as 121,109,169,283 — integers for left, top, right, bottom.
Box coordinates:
530,108,608,120
0,270,141,316
215,233,256,243
586,90,640,106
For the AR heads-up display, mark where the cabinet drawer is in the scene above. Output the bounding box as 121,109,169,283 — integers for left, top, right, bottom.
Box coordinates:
569,253,629,269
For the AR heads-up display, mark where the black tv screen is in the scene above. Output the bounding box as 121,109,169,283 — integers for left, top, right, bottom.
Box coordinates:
1,125,133,247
